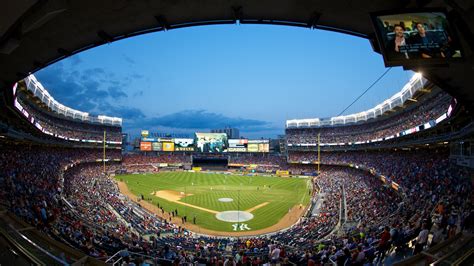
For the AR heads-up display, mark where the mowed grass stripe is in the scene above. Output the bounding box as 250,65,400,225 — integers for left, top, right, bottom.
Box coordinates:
116,172,310,232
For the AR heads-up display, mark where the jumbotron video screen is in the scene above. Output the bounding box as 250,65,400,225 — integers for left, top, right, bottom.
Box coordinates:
139,132,269,153
371,10,462,66
195,133,228,153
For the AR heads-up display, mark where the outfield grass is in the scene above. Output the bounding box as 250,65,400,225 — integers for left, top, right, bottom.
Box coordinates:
115,172,311,233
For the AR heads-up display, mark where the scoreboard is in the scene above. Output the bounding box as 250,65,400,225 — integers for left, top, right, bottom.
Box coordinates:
140,135,269,153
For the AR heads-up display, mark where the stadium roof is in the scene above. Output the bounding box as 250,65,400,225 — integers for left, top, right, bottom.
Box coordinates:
22,75,122,126
286,73,426,127
1,0,474,105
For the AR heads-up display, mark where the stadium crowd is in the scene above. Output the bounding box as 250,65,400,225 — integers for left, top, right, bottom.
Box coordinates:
123,153,192,165
61,164,181,257
229,153,288,172
121,153,288,173
0,146,122,256
270,168,343,248
15,97,122,142
228,153,286,166
286,92,451,144
0,143,472,265
119,153,193,173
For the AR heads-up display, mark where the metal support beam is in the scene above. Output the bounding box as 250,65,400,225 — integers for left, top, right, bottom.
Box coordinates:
33,60,45,69
97,30,114,43
307,12,321,29
57,48,71,56
154,15,170,30
232,6,243,23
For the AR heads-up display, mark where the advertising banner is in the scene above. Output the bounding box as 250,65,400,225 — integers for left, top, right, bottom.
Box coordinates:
162,142,175,152
247,140,269,152
276,170,290,176
152,142,162,151
228,139,248,152
174,138,194,151
228,147,247,152
247,140,269,144
142,137,158,142
140,142,152,151
247,143,258,152
258,143,270,152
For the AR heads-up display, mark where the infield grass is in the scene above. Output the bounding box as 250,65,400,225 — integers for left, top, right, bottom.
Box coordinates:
115,171,311,233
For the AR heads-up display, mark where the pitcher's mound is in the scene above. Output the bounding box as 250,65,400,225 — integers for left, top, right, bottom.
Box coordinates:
215,211,254,222
218,198,234,202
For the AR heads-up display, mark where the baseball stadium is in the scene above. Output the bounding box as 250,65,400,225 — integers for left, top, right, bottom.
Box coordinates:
0,1,473,266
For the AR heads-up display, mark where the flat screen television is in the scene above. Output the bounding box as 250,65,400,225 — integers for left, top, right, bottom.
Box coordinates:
371,9,463,67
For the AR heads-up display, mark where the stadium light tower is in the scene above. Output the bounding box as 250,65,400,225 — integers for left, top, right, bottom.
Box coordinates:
414,72,424,89
413,72,423,79
317,133,321,174
103,130,106,173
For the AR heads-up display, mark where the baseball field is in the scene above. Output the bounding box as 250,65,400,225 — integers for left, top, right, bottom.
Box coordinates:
115,171,311,235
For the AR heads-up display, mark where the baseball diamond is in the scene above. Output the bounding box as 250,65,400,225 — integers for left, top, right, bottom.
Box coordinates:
116,171,311,234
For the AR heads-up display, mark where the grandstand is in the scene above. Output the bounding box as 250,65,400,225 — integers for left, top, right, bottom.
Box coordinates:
0,73,471,265
0,1,473,266
286,75,454,147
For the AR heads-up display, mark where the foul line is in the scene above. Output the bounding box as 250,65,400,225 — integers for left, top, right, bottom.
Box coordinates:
171,201,218,214
154,190,269,215
246,202,269,212
154,192,218,214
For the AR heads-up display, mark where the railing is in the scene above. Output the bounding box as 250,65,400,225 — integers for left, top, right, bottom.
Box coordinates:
11,224,70,265
0,215,69,265
0,226,46,265
105,250,168,266
314,186,344,244
342,184,347,225
394,233,474,266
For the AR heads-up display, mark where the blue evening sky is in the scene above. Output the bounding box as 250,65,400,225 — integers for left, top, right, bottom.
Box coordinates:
35,24,413,138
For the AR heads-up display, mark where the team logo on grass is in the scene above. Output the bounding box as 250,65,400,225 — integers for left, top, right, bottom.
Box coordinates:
232,223,251,231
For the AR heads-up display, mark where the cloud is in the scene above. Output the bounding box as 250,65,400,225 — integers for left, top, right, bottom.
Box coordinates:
83,67,105,76
35,61,134,115
107,86,128,99
67,55,82,65
99,104,146,120
150,110,268,129
131,73,144,79
123,123,283,140
33,65,281,137
34,60,154,135
122,54,136,65
123,109,275,133
133,90,144,97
